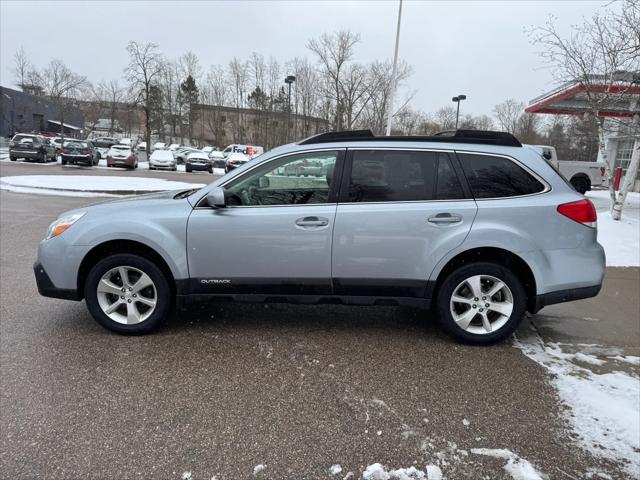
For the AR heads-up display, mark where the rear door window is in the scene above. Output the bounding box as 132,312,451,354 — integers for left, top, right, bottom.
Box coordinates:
345,150,466,202
458,153,545,198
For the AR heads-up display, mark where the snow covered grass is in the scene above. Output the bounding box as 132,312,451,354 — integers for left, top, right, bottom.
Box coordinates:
586,190,639,267
514,330,640,476
470,449,543,480
0,175,205,196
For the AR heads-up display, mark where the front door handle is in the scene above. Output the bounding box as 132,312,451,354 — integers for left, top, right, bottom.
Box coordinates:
428,213,462,224
295,216,329,227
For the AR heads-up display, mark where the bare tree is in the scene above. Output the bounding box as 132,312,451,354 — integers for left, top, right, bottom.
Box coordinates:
493,99,524,134
124,41,163,150
179,51,202,82
201,65,229,145
30,59,87,141
228,57,249,143
307,30,360,130
434,106,457,131
13,46,31,91
529,1,640,215
361,59,412,134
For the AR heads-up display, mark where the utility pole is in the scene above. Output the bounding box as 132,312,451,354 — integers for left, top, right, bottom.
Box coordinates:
385,0,403,136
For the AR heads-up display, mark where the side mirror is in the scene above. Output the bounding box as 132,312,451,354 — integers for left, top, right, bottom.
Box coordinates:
206,186,226,208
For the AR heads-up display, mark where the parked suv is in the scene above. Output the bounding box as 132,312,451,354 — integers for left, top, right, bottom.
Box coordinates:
34,130,605,344
61,140,98,166
9,134,56,162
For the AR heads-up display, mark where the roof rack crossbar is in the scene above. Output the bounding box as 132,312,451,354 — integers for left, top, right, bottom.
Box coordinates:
297,129,522,147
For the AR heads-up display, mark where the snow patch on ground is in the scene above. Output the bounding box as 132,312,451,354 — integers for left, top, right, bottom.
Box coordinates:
329,464,342,475
361,463,442,480
586,190,639,267
252,463,266,475
470,448,543,480
514,331,640,476
608,355,640,365
0,183,120,198
0,175,205,194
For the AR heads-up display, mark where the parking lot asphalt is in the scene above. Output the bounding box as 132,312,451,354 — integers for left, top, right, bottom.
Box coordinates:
0,185,635,479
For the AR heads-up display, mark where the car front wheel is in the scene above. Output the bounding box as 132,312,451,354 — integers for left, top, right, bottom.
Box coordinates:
84,253,171,335
436,262,526,345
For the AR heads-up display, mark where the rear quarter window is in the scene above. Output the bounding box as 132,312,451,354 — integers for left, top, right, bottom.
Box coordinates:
458,153,545,198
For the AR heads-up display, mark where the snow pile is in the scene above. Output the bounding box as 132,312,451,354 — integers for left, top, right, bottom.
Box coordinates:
586,190,639,267
0,175,205,196
252,464,266,475
470,449,543,480
361,463,441,480
515,332,640,476
329,464,343,475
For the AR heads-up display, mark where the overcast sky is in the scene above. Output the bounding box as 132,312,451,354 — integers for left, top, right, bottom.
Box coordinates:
1,0,607,117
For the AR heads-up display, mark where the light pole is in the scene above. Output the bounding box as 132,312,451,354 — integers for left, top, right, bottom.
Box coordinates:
284,75,296,142
385,0,403,136
452,94,466,129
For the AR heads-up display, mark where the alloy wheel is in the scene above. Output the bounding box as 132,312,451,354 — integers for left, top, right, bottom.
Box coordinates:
449,274,514,334
96,266,157,325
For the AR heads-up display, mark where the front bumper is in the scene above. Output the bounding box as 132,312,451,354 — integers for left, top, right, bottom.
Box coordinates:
33,262,81,300
150,163,176,170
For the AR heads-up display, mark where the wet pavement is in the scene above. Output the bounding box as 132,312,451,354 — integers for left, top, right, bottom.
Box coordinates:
1,186,636,479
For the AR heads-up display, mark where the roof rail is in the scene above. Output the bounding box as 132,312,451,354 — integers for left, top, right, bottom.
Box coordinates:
297,129,522,147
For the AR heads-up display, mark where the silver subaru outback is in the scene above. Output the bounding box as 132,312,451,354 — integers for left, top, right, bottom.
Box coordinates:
34,130,605,344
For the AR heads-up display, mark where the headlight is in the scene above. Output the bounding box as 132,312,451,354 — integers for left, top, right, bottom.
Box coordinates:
45,212,85,240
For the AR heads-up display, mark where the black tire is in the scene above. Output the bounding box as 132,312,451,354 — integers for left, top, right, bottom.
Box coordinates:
208,167,213,174
570,176,589,195
61,158,67,165
186,166,191,173
435,262,527,345
10,156,16,162
39,151,46,163
84,253,171,335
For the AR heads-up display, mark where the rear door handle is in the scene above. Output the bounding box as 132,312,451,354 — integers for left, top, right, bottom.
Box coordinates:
295,216,329,227
428,213,462,224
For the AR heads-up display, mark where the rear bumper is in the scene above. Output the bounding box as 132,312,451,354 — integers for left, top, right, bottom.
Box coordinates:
33,262,81,301
186,163,212,171
10,149,40,159
108,159,135,167
62,154,92,164
531,284,602,313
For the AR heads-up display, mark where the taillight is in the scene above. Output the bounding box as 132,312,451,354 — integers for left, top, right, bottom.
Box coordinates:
61,148,68,154
128,155,134,161
83,148,90,155
600,167,605,177
557,199,597,228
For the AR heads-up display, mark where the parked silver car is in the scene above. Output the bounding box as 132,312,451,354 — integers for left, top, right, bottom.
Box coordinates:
34,130,605,344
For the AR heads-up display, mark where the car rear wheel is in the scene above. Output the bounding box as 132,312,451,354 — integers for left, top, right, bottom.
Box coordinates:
39,151,46,163
436,262,526,345
10,156,16,161
85,254,171,335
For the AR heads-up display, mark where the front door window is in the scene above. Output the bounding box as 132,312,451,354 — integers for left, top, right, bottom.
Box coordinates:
225,151,339,206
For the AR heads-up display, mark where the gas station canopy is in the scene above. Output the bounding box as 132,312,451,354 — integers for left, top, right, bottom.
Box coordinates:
526,73,640,119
